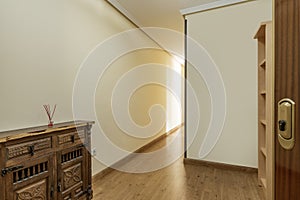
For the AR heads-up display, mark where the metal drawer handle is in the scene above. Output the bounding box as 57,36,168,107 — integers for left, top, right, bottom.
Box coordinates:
50,185,54,199
28,145,35,156
57,182,62,192
71,135,75,143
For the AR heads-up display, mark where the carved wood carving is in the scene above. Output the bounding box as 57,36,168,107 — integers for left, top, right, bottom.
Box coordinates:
16,179,46,200
0,121,93,200
58,130,85,145
63,163,82,189
7,138,51,159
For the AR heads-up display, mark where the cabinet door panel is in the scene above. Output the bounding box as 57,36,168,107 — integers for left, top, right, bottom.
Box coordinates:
62,163,83,192
57,146,86,200
14,179,48,200
5,154,54,200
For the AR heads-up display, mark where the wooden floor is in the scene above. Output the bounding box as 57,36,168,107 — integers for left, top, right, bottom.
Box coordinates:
92,128,265,200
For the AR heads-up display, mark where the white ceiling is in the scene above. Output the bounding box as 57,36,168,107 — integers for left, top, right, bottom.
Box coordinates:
109,0,184,32
106,0,248,58
107,0,248,33
180,0,224,10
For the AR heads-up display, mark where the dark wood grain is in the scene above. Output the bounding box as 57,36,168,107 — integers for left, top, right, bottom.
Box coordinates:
0,144,5,200
275,0,300,199
0,121,93,200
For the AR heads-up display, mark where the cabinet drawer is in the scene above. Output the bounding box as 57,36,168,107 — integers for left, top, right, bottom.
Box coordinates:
6,137,52,160
57,130,86,148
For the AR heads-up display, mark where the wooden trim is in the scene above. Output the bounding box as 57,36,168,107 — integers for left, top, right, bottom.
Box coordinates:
92,124,184,178
265,21,274,200
181,0,253,16
135,123,184,154
92,166,115,180
271,2,275,200
183,158,258,173
184,19,188,159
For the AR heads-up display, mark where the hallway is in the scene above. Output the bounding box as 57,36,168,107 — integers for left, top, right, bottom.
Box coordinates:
92,128,265,200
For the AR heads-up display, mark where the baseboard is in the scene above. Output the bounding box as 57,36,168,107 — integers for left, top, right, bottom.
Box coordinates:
92,123,184,178
93,166,115,180
135,123,184,154
183,158,258,173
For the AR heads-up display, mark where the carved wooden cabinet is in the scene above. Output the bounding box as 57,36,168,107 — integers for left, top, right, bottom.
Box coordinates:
0,121,94,200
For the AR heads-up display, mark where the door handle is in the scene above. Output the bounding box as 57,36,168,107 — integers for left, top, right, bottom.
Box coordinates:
278,98,295,150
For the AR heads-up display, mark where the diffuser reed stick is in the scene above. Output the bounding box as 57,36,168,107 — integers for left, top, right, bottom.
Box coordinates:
43,104,57,127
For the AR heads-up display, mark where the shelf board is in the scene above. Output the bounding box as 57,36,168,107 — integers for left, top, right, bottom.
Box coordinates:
260,178,267,189
261,147,267,157
254,24,266,39
259,59,266,68
260,120,267,126
260,91,266,95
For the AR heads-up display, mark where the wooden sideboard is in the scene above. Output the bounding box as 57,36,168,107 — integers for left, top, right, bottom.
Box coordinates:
0,121,94,200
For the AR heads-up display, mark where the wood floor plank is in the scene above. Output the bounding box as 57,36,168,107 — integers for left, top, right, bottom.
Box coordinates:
92,128,265,200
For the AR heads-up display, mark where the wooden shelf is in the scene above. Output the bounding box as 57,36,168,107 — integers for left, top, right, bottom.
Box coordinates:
261,147,267,157
260,178,267,189
260,119,267,126
255,21,273,200
259,59,266,68
260,90,266,95
254,23,266,39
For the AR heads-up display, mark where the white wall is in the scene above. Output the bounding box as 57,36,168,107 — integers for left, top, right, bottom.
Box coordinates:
0,0,134,130
0,0,182,175
166,59,184,132
186,0,272,167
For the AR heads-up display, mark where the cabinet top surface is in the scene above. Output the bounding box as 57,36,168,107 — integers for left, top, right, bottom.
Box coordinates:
0,120,94,143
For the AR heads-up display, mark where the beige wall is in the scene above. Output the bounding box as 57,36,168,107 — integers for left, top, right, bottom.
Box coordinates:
186,0,272,167
0,0,182,175
93,49,183,175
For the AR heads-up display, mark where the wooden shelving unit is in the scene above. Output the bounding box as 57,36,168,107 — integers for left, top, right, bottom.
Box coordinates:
254,21,273,200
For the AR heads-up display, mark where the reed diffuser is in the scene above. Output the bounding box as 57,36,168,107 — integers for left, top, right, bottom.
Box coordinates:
43,104,57,127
